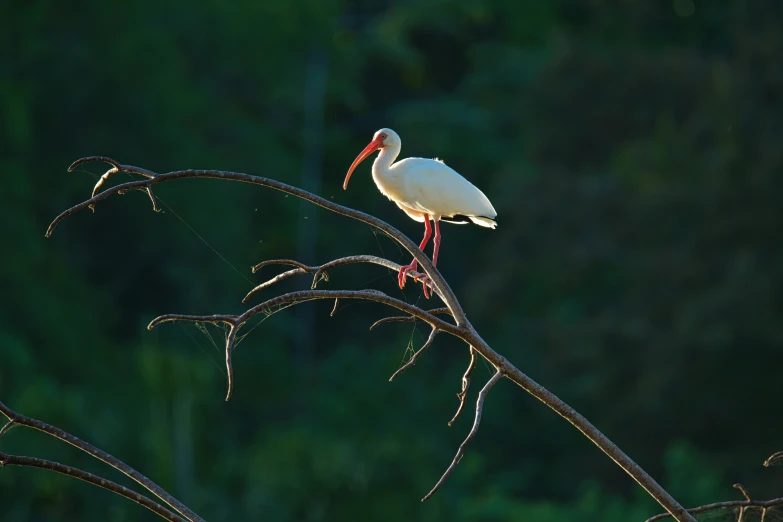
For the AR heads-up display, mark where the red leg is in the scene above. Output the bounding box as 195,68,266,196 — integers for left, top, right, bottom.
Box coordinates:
431,219,441,266
398,215,432,288
414,219,441,298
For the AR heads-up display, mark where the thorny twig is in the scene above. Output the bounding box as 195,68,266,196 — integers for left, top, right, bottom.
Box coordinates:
0,400,204,522
0,451,185,522
44,157,701,521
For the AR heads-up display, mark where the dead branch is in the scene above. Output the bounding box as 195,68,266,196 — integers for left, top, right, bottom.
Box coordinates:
48,157,464,319
449,346,477,426
0,400,204,522
0,451,186,522
764,451,783,467
247,255,439,301
389,328,439,382
646,498,783,522
646,459,783,522
45,157,700,521
150,289,461,401
422,370,502,502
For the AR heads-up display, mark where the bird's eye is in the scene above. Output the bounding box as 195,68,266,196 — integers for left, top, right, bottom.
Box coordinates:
380,133,387,139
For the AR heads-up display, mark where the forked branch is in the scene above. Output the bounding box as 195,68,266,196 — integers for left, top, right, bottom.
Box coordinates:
0,452,185,522
646,453,783,521
149,289,461,401
45,157,699,521
0,400,203,522
247,255,439,301
422,370,502,502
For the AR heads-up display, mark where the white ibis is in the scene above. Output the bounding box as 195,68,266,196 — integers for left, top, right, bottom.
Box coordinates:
343,128,497,298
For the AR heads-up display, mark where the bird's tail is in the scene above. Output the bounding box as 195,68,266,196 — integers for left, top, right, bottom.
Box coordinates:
469,216,497,229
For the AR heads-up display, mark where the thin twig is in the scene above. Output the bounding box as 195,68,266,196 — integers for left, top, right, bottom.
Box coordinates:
422,370,502,502
370,316,416,330
449,346,477,426
0,452,185,522
0,400,204,522
389,328,439,382
645,498,783,522
330,298,340,317
0,420,15,438
764,451,783,467
734,483,752,502
246,255,444,302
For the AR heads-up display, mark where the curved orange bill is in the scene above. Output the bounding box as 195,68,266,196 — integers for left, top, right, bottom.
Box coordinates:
343,136,383,190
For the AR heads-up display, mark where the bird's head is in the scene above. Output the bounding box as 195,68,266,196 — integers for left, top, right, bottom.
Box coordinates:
343,128,399,190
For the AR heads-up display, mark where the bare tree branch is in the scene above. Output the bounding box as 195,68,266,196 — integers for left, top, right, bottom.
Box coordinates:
646,498,783,522
46,157,700,521
370,316,416,330
422,370,502,502
734,483,752,502
389,328,439,382
647,462,783,522
0,420,15,438
764,451,783,467
150,289,461,401
49,158,463,319
449,346,477,427
0,400,204,522
247,255,441,302
0,451,186,522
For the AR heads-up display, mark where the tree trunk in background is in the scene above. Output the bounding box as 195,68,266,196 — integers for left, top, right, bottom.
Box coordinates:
295,49,329,385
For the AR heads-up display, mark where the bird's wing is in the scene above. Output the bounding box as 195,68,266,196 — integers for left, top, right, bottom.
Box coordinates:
396,158,497,220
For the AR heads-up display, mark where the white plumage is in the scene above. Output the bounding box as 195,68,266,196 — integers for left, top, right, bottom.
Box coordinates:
343,128,497,297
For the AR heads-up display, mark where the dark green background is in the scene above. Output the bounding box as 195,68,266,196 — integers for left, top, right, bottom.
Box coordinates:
2,1,781,520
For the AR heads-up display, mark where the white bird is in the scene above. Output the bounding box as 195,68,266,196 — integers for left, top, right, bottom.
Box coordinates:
343,128,497,297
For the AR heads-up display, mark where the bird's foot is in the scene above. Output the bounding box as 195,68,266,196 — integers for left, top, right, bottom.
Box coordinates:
397,261,418,288
413,273,434,299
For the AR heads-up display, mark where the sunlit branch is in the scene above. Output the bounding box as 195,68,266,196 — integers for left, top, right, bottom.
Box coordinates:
422,370,502,502
48,157,465,322
46,156,699,521
449,346,477,426
246,255,442,302
389,328,439,382
764,451,783,467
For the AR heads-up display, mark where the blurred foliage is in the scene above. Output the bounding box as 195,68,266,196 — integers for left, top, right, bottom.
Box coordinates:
1,0,782,520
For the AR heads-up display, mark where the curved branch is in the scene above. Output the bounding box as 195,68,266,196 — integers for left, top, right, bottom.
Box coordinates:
389,328,439,382
764,451,783,467
49,157,697,521
0,400,204,522
422,370,502,502
449,346,477,426
47,158,465,322
370,316,415,330
0,452,186,522
246,255,442,302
